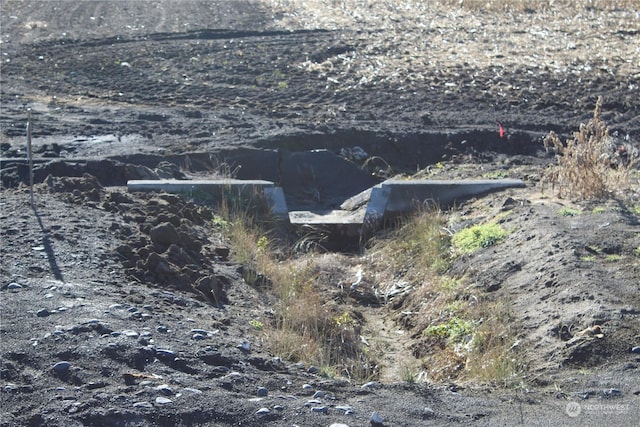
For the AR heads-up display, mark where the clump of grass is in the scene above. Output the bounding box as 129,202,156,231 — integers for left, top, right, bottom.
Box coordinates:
542,96,638,199
423,317,475,344
399,362,419,383
451,222,508,254
557,207,582,217
464,300,525,386
249,319,264,331
367,208,451,280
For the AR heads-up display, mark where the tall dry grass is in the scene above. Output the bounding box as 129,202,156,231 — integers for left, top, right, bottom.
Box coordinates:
542,96,637,199
218,198,377,380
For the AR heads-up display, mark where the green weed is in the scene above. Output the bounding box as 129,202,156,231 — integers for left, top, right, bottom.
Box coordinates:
424,317,474,344
249,319,264,330
452,223,508,254
558,207,581,217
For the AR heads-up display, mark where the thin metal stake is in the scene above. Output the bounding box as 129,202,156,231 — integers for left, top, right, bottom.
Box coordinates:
27,108,34,206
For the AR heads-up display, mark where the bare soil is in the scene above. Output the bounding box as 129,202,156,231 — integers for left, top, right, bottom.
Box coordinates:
1,1,639,426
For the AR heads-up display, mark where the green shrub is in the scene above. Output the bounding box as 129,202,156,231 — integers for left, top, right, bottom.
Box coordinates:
424,317,474,343
452,223,508,254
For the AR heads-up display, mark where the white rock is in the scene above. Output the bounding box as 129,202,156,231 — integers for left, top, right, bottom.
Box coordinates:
256,407,270,416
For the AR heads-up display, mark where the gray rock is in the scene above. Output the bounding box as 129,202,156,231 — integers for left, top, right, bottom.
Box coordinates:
302,383,313,390
257,387,269,397
423,407,435,418
330,424,350,427
133,401,153,409
183,387,203,394
7,283,23,289
304,399,322,406
371,411,385,425
155,384,174,395
156,349,175,359
157,325,169,333
192,333,206,340
308,365,319,374
631,346,640,354
336,405,353,413
155,397,172,405
122,330,139,338
52,361,71,373
256,407,270,416
310,406,328,413
312,390,325,398
36,309,50,317
603,388,621,397
274,405,284,411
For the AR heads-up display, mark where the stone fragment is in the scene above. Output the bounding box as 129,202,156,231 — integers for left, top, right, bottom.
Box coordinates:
371,411,384,425
52,361,71,373
256,407,270,416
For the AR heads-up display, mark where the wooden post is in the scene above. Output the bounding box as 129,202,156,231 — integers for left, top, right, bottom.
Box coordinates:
27,108,34,206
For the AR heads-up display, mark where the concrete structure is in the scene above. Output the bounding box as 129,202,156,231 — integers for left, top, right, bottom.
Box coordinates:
127,177,525,248
363,178,525,227
127,179,289,220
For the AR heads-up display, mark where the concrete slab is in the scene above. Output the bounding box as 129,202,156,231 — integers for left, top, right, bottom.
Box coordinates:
380,178,525,215
127,179,289,219
289,209,365,225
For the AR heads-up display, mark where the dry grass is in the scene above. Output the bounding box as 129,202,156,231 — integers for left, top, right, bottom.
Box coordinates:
366,207,451,283
542,96,638,199
364,207,524,385
218,201,377,380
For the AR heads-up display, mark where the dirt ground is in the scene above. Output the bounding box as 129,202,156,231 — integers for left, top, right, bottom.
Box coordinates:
1,1,639,426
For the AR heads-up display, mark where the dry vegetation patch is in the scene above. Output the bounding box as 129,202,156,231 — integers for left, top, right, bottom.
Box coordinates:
543,96,639,199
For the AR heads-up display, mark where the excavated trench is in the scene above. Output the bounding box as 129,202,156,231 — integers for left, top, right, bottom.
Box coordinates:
1,129,542,249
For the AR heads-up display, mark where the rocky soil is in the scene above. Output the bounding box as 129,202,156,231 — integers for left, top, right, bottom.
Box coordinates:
1,1,639,426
